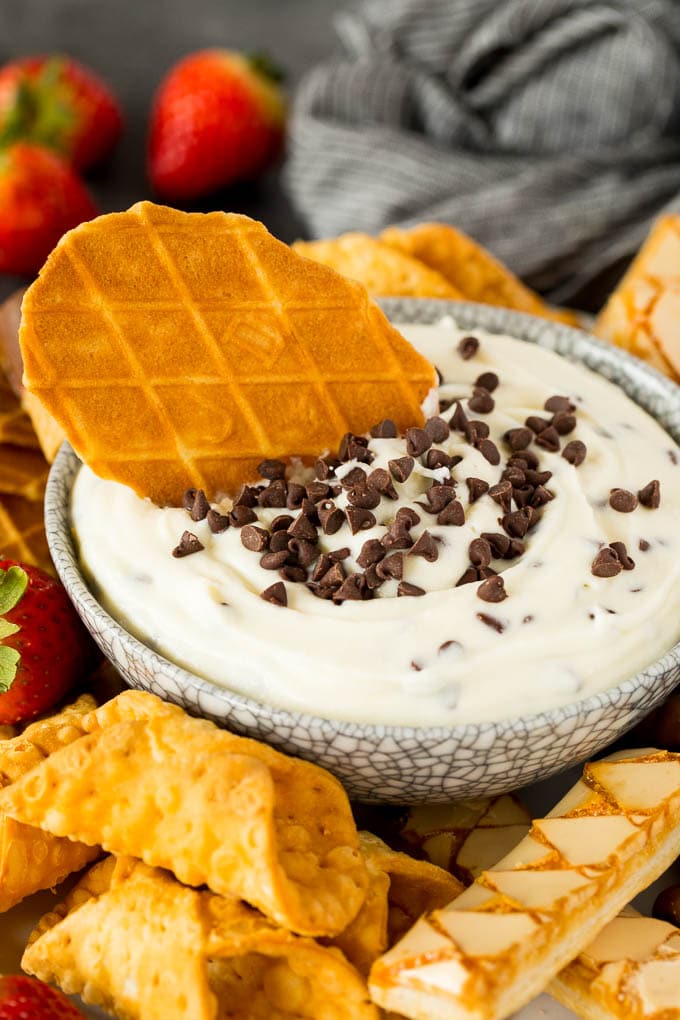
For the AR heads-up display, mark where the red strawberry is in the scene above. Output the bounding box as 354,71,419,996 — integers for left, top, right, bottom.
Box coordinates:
0,559,96,725
0,975,84,1019
148,49,286,199
0,56,122,171
0,142,97,276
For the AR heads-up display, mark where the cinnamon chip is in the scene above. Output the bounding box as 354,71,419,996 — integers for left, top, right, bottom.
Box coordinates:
477,575,507,603
609,488,638,513
638,479,661,508
261,581,287,606
562,440,587,466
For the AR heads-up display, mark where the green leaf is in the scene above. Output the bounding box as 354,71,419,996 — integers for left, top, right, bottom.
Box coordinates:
0,619,19,640
0,645,20,691
0,565,27,614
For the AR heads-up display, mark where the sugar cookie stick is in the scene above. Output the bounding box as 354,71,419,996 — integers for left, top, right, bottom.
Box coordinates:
369,749,680,1020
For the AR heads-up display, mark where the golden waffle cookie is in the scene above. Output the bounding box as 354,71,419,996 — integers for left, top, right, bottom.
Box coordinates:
0,367,38,449
0,689,368,937
0,288,26,395
381,223,580,325
0,443,48,501
293,234,464,299
594,215,680,381
0,492,51,573
19,202,436,505
369,749,680,1020
0,693,100,913
23,855,379,1020
21,390,65,462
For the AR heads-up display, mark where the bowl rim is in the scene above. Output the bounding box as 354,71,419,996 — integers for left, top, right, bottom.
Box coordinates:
45,298,680,740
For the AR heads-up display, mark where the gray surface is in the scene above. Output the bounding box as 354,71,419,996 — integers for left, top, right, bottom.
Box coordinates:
0,0,340,298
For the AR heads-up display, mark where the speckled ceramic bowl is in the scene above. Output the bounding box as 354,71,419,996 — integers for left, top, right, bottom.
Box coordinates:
45,300,680,803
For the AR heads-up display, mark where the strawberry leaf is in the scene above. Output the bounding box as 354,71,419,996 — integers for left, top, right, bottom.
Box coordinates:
0,565,27,614
0,644,20,691
0,618,19,640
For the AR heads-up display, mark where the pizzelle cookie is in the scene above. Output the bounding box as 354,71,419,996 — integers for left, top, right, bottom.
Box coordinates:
23,855,379,1020
0,689,367,937
369,749,680,1020
19,201,436,505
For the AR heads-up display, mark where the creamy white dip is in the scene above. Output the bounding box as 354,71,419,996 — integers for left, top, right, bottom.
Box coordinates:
72,321,680,726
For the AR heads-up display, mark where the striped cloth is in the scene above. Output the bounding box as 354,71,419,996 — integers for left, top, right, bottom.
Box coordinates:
285,0,680,303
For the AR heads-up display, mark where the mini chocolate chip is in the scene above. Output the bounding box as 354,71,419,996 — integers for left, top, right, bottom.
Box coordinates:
356,539,385,568
456,566,480,586
189,489,209,520
304,481,330,503
229,505,257,527
469,537,492,568
269,514,293,533
347,484,381,510
410,530,438,562
234,484,259,508
481,532,511,558
340,466,367,489
287,538,318,567
639,538,651,552
397,581,426,597
476,612,505,633
439,640,462,654
468,388,495,414
591,547,623,578
424,416,450,443
286,482,306,509
531,485,554,508
545,394,575,414
367,468,398,500
258,458,286,480
610,541,635,570
457,335,479,359
526,415,551,434
388,456,415,483
638,479,661,509
475,371,499,392
317,501,345,535
439,397,453,413
512,485,534,509
466,477,489,502
437,500,465,526
503,426,533,451
288,514,318,541
260,550,289,570
535,426,560,452
382,524,414,550
502,509,532,538
562,440,587,466
261,581,287,606
478,438,500,465
502,467,526,487
450,401,468,432
670,450,679,465
410,661,422,672
477,575,507,603
334,574,369,602
511,448,539,469
506,538,526,559
525,469,552,486
279,565,307,583
240,525,269,552
652,886,680,927
551,411,576,435
346,507,376,535
339,431,366,459
424,448,453,470
489,480,512,513
258,480,288,508
370,418,398,438
465,419,490,443
172,531,204,558
346,439,374,465
207,509,230,533
427,484,456,513
363,563,384,590
314,456,340,480
320,562,346,588
395,507,420,529
609,488,638,513
329,547,351,561
270,530,291,553
311,554,333,582
377,552,404,580
182,488,197,511
405,427,432,457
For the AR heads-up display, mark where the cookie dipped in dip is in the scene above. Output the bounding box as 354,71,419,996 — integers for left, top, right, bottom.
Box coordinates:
72,319,680,726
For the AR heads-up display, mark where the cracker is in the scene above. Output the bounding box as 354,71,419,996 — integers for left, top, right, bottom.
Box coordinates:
20,202,436,505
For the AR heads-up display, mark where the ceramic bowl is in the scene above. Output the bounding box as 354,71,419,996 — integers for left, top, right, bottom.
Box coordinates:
45,299,680,803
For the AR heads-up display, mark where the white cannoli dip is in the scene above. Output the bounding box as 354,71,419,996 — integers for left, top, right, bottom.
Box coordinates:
72,320,680,725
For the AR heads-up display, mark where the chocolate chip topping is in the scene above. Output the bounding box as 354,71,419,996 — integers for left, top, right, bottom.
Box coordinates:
377,552,404,580
468,388,495,414
207,509,230,533
288,513,318,541
261,581,287,606
405,427,432,457
260,550,289,571
182,488,197,511
388,456,415,483
551,411,576,435
489,480,512,513
465,419,490,443
382,522,414,550
269,531,290,553
476,612,505,633
410,530,439,562
424,416,450,443
562,440,587,466
457,335,479,359
314,456,339,480
285,482,306,509
469,538,492,568
347,484,381,510
503,427,532,451
438,500,465,526
186,489,208,521
172,531,204,558
535,426,560,452
340,466,367,489
334,575,369,602
610,541,635,570
478,438,501,465
258,458,286,480
591,547,622,578
477,575,507,603
320,562,346,589
287,538,318,567
346,507,376,535
280,565,307,583
609,488,638,513
258,480,287,508
450,401,468,432
370,418,397,438
638,479,661,509
475,371,499,392
367,468,398,499
397,581,426,597
357,539,385,568
230,505,257,527
456,566,479,586
502,508,533,538
317,500,345,535
424,448,453,470
525,415,551,435
240,525,269,552
427,484,455,513
466,477,489,502
639,538,651,552
545,394,575,414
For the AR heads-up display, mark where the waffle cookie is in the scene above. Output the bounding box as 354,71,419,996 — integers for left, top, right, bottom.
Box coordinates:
0,694,100,913
0,366,38,449
0,690,367,937
0,443,48,501
594,215,680,381
0,492,52,573
369,749,680,1020
19,202,436,505
293,234,463,299
23,855,379,1020
380,224,579,325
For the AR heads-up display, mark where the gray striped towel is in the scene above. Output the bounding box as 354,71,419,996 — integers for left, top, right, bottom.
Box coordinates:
285,0,680,305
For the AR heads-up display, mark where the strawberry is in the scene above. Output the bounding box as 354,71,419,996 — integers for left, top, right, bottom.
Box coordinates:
0,975,84,1019
0,559,96,725
148,49,286,199
0,142,97,276
0,56,122,171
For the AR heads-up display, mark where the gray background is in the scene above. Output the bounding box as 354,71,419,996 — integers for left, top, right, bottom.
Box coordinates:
0,0,341,298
